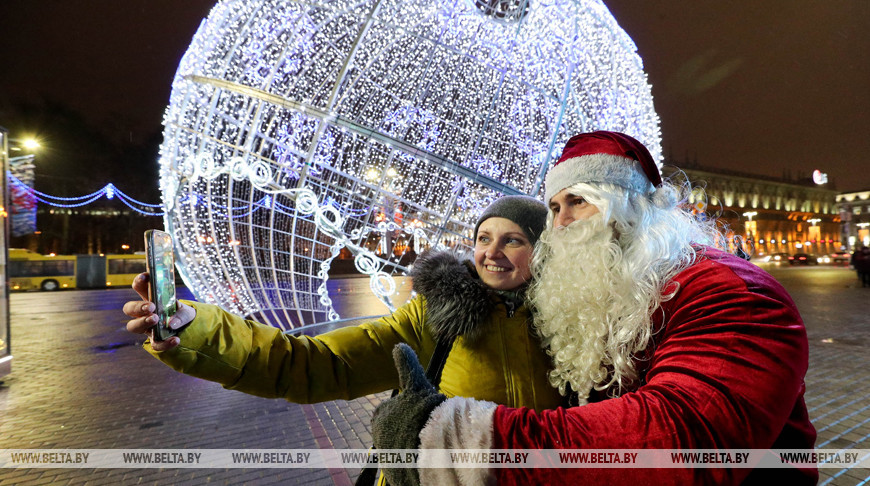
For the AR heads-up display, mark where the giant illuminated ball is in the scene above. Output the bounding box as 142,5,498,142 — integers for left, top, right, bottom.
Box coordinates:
159,0,661,330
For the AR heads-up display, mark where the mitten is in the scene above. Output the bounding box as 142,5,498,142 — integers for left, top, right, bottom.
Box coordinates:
371,343,447,486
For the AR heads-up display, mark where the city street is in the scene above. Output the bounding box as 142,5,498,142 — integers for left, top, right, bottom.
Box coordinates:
1,266,869,485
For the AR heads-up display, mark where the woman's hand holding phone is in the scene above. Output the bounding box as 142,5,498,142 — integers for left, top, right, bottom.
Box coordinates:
123,272,196,351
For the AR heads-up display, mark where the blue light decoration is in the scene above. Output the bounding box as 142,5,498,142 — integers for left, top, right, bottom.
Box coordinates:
159,0,661,330
7,174,164,215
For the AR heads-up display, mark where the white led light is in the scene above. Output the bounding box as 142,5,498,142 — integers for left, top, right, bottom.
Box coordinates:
160,0,661,330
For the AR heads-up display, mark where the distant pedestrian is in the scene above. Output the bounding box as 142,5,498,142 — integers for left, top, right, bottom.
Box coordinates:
852,246,870,287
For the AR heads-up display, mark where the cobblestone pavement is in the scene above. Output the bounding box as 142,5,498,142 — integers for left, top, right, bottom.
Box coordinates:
0,266,868,485
766,265,870,486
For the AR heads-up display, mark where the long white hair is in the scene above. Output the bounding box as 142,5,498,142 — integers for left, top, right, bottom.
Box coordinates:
528,177,726,401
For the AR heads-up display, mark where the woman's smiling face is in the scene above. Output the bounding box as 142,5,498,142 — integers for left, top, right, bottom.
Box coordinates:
474,217,534,291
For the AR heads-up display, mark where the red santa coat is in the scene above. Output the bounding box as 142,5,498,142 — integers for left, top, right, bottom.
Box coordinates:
419,248,817,485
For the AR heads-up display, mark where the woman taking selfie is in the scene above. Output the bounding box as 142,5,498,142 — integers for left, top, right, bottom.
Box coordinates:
123,195,562,418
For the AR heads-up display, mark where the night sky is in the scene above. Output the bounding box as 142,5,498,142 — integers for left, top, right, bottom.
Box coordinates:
1,0,868,192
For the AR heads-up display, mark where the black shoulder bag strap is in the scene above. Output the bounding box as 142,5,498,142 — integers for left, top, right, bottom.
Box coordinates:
354,336,456,486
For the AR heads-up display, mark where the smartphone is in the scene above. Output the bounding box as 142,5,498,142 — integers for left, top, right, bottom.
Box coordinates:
144,229,179,341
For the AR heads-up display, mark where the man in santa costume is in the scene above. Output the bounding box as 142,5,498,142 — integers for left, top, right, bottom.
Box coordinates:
372,131,816,485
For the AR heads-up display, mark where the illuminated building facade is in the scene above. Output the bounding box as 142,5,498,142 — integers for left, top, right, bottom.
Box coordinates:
836,190,870,251
663,163,842,257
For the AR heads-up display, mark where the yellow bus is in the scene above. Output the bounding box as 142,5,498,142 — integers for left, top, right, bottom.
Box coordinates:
8,249,77,291
8,250,148,291
105,254,146,287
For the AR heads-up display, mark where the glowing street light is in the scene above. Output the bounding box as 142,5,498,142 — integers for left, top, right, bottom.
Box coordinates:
20,139,40,150
7,137,42,166
8,137,41,152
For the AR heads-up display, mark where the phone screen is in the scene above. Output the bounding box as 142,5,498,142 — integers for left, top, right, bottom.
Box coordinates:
145,230,177,340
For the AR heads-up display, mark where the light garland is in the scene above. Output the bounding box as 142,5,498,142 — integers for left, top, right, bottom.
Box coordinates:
160,0,661,331
7,173,164,215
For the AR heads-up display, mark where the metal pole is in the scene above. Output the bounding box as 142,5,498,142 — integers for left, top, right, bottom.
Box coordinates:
0,126,13,379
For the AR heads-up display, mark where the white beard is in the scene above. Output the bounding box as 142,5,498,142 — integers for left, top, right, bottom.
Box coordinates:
529,214,657,403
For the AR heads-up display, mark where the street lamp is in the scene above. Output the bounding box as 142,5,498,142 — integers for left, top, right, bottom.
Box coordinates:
8,137,41,152
7,136,41,166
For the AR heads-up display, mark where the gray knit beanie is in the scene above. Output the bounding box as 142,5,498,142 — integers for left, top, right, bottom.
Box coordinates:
472,195,548,245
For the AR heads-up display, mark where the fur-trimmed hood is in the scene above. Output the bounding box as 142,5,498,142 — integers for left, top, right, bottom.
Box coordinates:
411,251,522,344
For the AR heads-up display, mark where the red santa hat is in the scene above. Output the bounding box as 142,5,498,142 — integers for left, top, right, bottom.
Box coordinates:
544,131,662,203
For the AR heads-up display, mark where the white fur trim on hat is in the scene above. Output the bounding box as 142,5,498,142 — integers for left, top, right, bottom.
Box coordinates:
418,396,498,486
544,153,657,203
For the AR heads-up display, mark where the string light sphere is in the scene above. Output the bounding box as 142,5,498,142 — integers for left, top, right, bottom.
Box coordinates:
159,0,661,330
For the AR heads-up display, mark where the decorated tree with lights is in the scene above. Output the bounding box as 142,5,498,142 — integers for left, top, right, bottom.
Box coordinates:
159,0,661,329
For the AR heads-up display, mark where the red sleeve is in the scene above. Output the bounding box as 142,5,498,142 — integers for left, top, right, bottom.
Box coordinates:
492,251,816,485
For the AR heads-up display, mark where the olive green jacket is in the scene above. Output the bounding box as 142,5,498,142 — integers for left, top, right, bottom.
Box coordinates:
145,253,562,411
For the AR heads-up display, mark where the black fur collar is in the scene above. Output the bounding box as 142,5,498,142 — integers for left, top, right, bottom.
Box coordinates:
411,251,500,344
